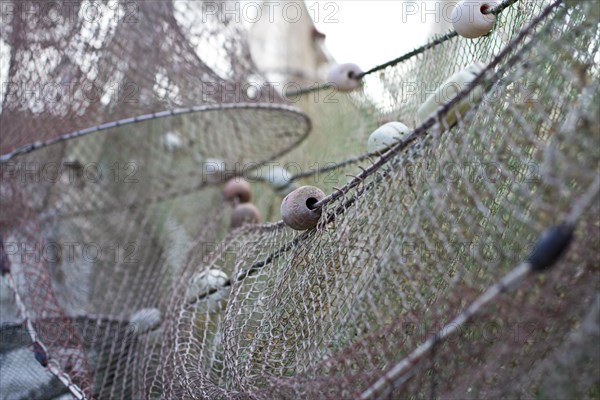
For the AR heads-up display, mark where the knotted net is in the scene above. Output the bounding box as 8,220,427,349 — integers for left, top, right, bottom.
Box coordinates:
1,0,599,399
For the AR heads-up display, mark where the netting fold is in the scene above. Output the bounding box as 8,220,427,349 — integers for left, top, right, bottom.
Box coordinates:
1,0,599,399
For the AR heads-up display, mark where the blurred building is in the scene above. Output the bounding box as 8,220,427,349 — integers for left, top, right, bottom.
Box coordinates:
247,1,334,88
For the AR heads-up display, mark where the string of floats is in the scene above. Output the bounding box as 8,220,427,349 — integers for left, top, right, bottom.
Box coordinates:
16,0,523,222
195,0,573,300
285,0,521,97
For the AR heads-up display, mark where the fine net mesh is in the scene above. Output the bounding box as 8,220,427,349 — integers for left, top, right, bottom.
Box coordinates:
1,1,599,399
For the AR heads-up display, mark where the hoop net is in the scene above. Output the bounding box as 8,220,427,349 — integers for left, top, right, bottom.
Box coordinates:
1,1,599,399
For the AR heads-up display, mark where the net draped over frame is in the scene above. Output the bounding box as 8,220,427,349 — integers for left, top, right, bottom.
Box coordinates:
0,1,599,399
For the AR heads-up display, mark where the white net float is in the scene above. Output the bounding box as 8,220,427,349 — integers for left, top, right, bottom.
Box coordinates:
186,269,230,312
326,63,363,92
263,166,293,190
367,122,411,154
452,0,500,39
162,131,184,152
128,308,162,335
416,62,486,127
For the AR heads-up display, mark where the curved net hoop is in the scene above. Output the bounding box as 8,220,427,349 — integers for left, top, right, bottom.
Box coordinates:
0,0,285,155
0,100,311,398
5,103,310,218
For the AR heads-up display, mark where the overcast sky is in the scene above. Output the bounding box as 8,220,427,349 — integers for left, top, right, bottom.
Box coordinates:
304,1,442,70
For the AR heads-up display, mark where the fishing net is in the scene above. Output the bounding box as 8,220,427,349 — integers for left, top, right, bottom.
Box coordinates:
1,0,599,399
